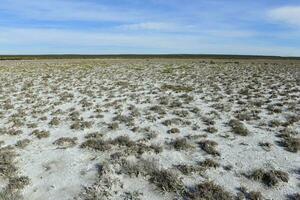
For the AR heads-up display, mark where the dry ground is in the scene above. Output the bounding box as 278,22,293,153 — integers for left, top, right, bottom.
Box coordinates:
0,59,299,200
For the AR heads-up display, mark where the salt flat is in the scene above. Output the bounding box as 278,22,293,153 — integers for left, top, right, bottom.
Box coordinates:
0,59,299,200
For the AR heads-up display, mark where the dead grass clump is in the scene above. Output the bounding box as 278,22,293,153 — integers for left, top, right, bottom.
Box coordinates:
204,126,218,134
53,137,77,148
179,94,194,103
112,115,134,124
173,110,189,117
27,123,38,128
0,147,17,178
237,187,264,200
149,105,166,115
39,116,48,121
84,132,103,139
175,164,202,175
171,138,193,151
0,190,22,200
158,96,169,105
119,159,142,177
49,117,60,126
15,139,30,148
148,168,184,193
161,84,193,93
144,132,158,140
248,169,289,187
287,193,300,200
239,88,250,96
3,102,14,110
121,191,143,200
31,130,50,139
79,165,120,200
266,105,282,114
284,115,300,126
81,139,112,151
110,152,125,161
167,128,180,134
120,158,185,193
277,135,300,153
198,158,220,169
229,119,249,136
198,140,220,156
259,142,272,152
7,129,23,136
235,111,260,121
6,176,30,191
69,111,80,121
268,119,282,127
124,143,161,156
107,122,119,130
110,136,135,147
186,181,233,200
149,144,163,154
202,117,215,126
70,121,93,130
162,118,183,126
169,101,182,109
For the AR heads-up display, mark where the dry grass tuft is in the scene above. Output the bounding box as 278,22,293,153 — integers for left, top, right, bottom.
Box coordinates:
186,181,233,200
31,129,50,139
248,169,289,187
53,137,78,148
198,140,220,156
198,158,220,169
161,84,193,93
0,147,17,178
277,134,300,153
6,176,30,191
237,186,264,200
171,138,193,151
15,139,30,148
229,119,249,136
0,190,22,200
80,139,112,151
148,167,184,193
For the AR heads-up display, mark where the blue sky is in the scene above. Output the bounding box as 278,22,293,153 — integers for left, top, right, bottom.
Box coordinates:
0,0,300,56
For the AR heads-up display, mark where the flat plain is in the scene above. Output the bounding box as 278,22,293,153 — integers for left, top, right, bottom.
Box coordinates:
0,58,299,200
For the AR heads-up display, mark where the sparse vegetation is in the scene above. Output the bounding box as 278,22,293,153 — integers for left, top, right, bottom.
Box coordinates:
198,140,220,156
277,134,300,153
229,119,249,136
15,139,31,148
171,138,193,151
248,169,289,187
80,139,112,151
53,137,78,148
31,129,50,139
0,59,299,199
148,167,184,193
6,176,30,191
186,181,233,200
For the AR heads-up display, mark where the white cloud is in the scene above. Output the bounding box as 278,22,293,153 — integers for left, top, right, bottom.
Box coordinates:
268,6,300,27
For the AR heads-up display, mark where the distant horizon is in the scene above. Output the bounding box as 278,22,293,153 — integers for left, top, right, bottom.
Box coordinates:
1,1,300,56
1,53,300,59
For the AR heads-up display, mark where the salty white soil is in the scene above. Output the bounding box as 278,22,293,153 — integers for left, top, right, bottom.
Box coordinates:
0,59,299,200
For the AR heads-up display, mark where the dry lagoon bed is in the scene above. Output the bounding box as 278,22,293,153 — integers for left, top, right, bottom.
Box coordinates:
0,59,299,200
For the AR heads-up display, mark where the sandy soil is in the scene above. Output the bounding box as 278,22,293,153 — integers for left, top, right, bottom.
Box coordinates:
0,59,299,200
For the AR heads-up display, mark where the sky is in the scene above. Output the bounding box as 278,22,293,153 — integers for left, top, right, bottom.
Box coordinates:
0,0,300,56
